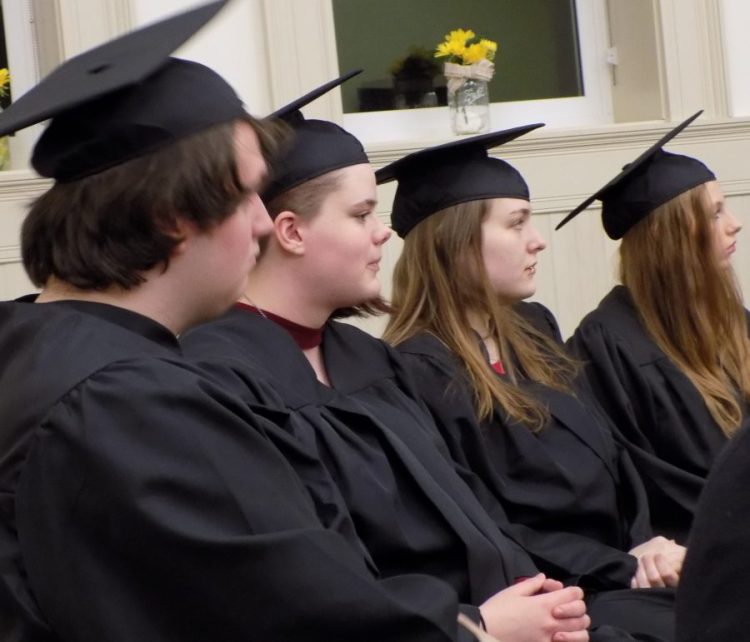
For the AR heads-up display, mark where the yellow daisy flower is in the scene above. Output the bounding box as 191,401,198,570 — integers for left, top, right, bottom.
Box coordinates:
0,68,9,97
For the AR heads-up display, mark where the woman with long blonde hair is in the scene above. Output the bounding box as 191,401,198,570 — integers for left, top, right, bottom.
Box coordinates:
381,127,682,641
563,111,748,543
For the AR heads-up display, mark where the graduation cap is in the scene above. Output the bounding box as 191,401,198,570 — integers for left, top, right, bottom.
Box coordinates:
375,124,544,238
0,0,245,181
262,70,369,203
555,110,715,239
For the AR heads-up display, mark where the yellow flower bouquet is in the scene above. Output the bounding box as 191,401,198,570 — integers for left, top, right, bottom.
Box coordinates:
435,29,497,66
435,29,497,135
0,68,10,169
435,28,497,91
0,68,10,96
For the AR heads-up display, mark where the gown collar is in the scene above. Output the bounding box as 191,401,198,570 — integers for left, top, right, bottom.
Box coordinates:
18,294,179,349
235,302,324,349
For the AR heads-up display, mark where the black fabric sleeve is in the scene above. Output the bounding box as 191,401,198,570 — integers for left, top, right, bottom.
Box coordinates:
676,426,750,641
16,360,466,642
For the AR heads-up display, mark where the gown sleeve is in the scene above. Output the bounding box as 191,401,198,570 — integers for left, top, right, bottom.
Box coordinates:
15,359,473,642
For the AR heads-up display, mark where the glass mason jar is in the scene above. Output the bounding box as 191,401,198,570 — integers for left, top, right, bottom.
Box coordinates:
449,78,490,135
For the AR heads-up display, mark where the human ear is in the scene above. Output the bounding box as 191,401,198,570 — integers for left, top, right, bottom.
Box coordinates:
274,210,306,255
166,216,195,257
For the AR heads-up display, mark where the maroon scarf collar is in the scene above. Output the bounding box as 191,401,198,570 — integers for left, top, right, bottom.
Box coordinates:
235,302,324,349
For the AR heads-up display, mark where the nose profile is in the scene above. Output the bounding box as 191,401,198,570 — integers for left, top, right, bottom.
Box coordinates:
375,217,392,244
530,224,547,252
728,211,743,236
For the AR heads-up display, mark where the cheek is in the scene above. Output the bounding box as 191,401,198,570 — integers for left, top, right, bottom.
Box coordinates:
482,237,518,272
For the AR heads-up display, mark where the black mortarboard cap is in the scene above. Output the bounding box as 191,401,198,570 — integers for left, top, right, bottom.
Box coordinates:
0,0,245,181
555,110,715,239
375,124,544,237
262,70,369,203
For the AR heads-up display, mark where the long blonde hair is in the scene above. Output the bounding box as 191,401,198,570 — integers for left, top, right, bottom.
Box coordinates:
620,183,750,436
384,200,577,430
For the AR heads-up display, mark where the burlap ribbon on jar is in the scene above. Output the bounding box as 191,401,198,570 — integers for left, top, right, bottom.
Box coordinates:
444,59,495,96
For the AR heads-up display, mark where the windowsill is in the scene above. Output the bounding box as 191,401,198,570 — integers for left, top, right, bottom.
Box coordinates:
0,115,748,190
0,167,50,190
363,115,750,166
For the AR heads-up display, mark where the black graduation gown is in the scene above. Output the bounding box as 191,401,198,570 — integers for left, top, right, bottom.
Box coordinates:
184,307,671,642
183,307,536,606
568,285,743,542
674,422,750,641
395,304,652,591
0,298,472,642
320,314,675,642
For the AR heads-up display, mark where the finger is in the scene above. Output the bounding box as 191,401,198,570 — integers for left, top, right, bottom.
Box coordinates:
541,578,564,593
554,614,591,632
508,573,547,596
553,599,587,618
667,545,687,574
546,586,585,607
654,554,680,587
642,555,667,588
632,559,650,589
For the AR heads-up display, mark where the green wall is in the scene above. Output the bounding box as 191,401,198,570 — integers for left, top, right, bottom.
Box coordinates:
332,0,582,113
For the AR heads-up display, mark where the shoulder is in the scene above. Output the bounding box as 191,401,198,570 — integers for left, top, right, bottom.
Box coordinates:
574,286,646,342
514,301,562,342
183,309,318,406
576,286,640,334
571,286,664,365
394,332,463,381
325,319,394,360
184,307,297,360
396,331,455,365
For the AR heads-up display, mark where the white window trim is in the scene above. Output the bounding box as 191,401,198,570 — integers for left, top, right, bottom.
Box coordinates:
340,0,615,144
261,0,732,144
262,0,615,144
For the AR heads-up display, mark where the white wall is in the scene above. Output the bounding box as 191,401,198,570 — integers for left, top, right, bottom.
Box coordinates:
720,0,750,117
132,0,272,115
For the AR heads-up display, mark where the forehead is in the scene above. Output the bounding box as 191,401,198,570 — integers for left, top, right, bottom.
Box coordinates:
322,163,376,199
486,197,531,216
704,180,722,202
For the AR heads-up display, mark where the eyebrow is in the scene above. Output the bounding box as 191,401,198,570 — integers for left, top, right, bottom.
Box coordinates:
351,198,378,209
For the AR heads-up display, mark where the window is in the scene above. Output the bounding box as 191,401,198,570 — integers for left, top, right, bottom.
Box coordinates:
330,0,614,143
262,0,731,148
332,0,585,114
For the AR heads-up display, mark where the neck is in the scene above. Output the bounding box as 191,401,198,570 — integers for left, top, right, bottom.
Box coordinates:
466,308,491,339
238,300,324,349
244,256,333,328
